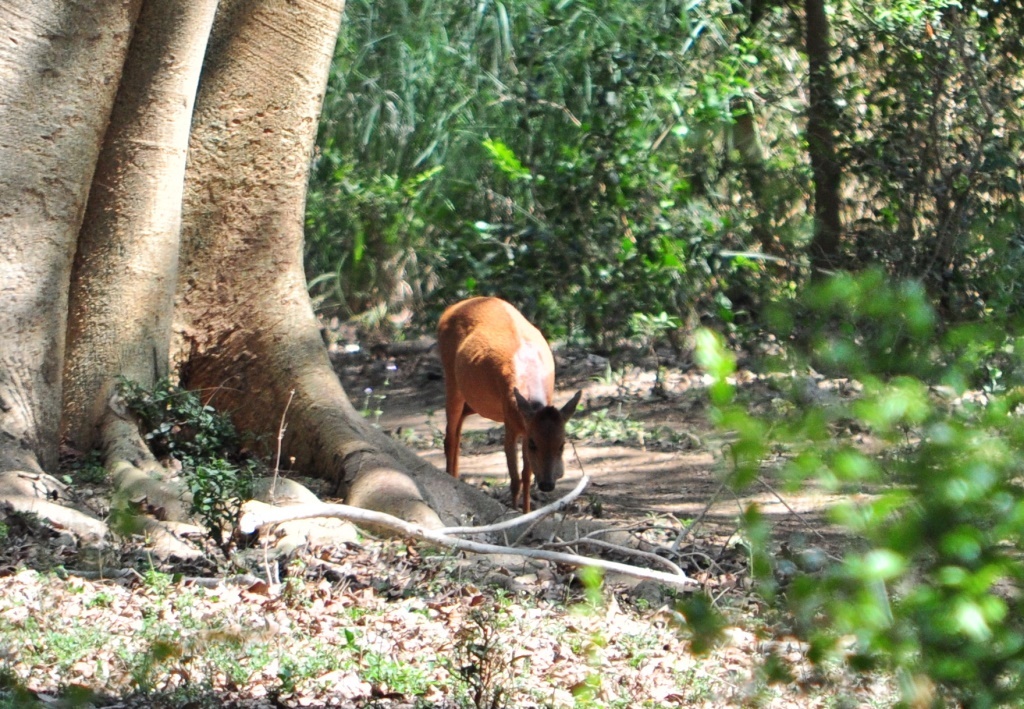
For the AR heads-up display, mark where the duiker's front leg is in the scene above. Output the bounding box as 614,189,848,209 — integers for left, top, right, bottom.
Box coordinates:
520,444,534,513
504,427,523,510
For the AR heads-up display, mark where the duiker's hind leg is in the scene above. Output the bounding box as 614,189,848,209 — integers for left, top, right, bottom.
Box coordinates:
444,390,470,477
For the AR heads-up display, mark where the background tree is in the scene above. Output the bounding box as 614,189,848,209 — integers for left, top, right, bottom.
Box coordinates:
804,0,842,275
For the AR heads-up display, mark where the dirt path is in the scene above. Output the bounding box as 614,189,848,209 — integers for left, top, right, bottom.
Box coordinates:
333,340,847,556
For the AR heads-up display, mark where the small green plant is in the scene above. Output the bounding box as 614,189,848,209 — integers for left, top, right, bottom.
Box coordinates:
278,639,352,694
128,638,185,693
142,568,173,595
119,378,261,549
31,625,107,673
591,362,632,390
198,634,261,687
567,406,646,446
629,311,682,349
66,449,108,484
362,652,431,696
630,311,683,394
86,591,115,609
186,458,256,548
674,665,715,704
360,384,387,425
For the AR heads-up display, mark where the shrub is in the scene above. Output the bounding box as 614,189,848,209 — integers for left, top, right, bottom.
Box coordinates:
119,378,258,549
699,270,1024,706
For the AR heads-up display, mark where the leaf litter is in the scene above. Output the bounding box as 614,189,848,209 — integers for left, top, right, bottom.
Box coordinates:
0,523,895,707
0,344,902,706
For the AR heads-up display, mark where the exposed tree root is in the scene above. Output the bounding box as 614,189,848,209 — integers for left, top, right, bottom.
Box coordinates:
0,403,202,555
102,408,193,523
0,471,107,543
136,518,208,561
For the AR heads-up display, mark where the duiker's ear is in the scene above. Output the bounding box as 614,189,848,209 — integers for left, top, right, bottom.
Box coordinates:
560,390,583,420
514,387,540,418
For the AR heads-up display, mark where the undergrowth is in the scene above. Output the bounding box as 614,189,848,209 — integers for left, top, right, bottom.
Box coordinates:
118,378,260,550
697,269,1024,707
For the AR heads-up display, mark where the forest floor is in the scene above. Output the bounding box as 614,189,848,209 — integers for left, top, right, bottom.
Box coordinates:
340,337,860,559
0,339,899,708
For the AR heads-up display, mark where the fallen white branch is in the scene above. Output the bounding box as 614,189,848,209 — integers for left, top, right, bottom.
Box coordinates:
239,489,697,592
437,475,591,536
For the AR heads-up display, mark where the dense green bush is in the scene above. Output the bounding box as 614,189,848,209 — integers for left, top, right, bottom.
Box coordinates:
834,3,1024,317
307,0,808,344
307,0,1024,347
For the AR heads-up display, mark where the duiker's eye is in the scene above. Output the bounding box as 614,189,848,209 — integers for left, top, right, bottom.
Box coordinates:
528,439,538,451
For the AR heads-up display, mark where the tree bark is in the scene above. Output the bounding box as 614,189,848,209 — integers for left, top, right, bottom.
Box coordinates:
732,97,779,257
63,0,220,454
177,0,503,527
0,0,141,475
804,0,843,275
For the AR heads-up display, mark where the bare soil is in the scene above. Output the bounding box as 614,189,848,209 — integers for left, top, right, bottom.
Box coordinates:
335,339,850,559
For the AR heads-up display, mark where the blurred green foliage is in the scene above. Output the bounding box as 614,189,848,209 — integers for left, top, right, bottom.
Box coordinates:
698,269,1024,706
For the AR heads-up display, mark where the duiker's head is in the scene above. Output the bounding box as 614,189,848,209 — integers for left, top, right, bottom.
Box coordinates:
515,389,583,492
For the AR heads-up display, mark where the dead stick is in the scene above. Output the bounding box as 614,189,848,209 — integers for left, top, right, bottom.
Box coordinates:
239,497,696,591
438,475,590,536
543,537,686,576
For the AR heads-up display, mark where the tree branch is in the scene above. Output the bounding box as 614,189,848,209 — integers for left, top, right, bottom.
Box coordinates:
437,475,591,536
239,485,697,592
542,536,687,577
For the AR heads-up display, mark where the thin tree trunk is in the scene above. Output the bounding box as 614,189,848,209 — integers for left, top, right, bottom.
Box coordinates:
0,0,141,474
58,0,220,525
732,98,778,256
177,0,503,527
805,0,843,275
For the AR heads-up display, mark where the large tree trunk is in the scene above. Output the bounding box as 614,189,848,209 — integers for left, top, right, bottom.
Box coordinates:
177,0,502,528
0,0,503,544
63,0,219,452
60,0,220,525
805,0,843,275
0,1,141,476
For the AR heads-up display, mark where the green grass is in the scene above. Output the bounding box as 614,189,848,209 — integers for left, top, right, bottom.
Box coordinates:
567,407,647,446
86,590,116,609
278,646,346,692
4,617,108,676
363,651,432,695
674,665,716,703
